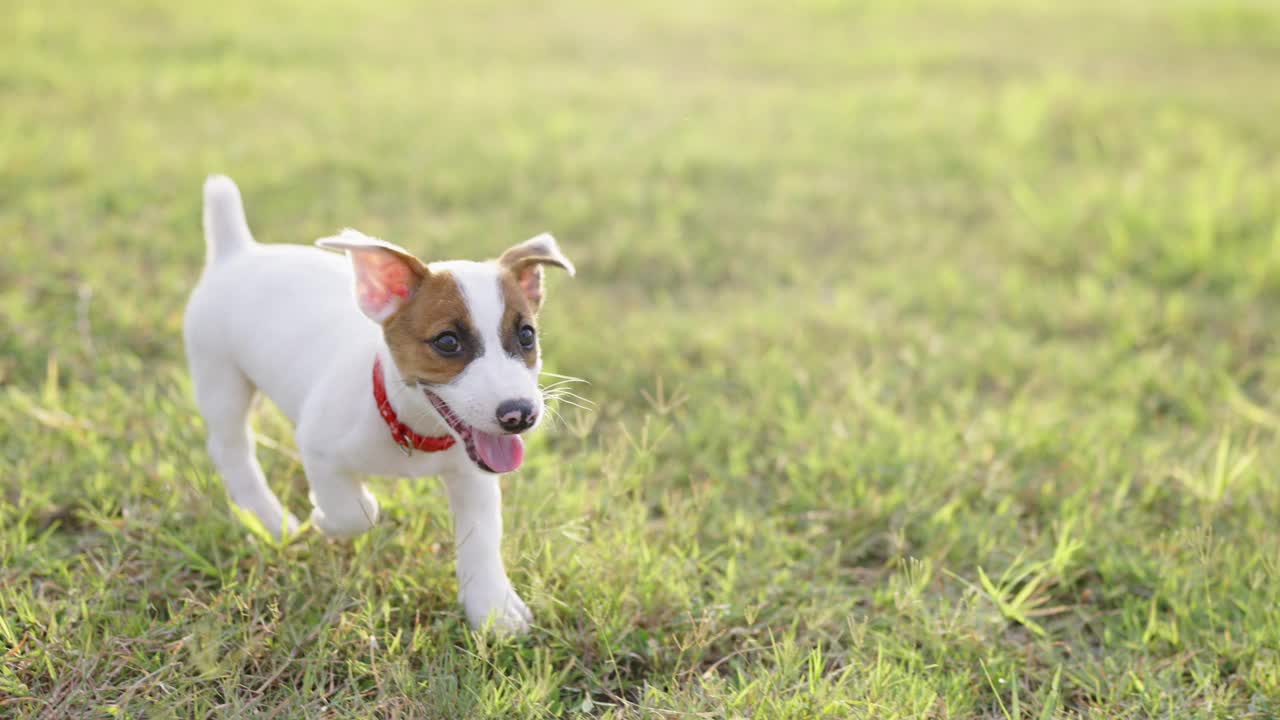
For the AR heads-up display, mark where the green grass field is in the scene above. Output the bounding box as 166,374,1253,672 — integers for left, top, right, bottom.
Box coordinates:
4,0,1280,716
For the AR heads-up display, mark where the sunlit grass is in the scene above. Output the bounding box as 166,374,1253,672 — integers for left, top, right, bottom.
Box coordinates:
3,0,1280,716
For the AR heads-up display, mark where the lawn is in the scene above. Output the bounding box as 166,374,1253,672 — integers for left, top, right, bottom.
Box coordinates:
3,0,1280,716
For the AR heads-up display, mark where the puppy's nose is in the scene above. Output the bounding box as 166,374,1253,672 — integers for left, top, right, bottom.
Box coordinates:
496,399,537,433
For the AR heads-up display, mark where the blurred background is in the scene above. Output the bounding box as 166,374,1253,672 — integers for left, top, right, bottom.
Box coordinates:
3,0,1280,715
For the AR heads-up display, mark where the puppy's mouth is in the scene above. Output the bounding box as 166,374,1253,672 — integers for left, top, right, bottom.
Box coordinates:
423,391,524,474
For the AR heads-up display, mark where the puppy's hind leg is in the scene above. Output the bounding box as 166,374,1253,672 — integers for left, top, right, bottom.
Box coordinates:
192,362,299,538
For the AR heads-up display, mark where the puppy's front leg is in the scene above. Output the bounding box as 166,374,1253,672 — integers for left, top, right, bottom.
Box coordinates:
442,471,531,633
305,456,381,539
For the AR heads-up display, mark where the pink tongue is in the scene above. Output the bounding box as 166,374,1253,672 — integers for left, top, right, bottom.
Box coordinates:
472,429,525,473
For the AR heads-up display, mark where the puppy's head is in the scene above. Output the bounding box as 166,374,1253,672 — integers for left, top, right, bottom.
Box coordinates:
317,230,575,474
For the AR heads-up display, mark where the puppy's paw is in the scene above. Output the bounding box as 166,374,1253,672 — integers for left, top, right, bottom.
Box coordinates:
310,503,378,539
231,504,300,542
461,580,532,635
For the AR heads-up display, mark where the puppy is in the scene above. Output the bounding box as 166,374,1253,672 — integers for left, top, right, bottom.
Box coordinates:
183,176,573,632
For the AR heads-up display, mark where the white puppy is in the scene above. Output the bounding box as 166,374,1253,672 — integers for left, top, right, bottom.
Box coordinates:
183,175,574,632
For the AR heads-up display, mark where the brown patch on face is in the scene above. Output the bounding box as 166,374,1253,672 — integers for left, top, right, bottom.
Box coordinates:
499,268,539,368
383,270,476,384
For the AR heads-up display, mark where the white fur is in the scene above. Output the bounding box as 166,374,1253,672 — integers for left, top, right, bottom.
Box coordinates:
183,176,547,633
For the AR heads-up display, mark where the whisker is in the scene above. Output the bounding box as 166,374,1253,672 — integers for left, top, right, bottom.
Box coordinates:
545,395,596,411
544,386,596,402
539,378,588,391
547,389,596,406
541,405,566,429
539,371,590,383
539,383,588,396
540,374,588,384
547,396,593,412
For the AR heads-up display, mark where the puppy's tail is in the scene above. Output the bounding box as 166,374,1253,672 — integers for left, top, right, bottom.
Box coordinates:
202,175,255,265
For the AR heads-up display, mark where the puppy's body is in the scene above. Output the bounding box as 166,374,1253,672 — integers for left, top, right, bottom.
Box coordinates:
184,176,574,632
188,242,450,475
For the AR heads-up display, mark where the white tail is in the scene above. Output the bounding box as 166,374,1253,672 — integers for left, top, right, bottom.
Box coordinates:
202,175,255,265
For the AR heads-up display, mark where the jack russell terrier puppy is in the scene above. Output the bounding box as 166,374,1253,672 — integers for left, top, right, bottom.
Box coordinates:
183,175,574,632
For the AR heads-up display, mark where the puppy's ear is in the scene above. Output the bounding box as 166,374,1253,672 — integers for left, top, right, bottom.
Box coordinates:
316,229,427,323
498,233,575,310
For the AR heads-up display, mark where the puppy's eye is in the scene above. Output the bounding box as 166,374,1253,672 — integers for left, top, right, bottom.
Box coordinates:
517,324,536,351
431,332,462,355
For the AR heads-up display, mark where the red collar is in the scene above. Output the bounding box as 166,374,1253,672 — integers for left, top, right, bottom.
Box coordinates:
372,356,456,454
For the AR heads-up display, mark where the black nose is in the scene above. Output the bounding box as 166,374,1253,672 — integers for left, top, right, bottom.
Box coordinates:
495,399,537,433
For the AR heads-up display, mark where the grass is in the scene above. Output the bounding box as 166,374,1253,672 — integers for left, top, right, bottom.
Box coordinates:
3,0,1280,716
